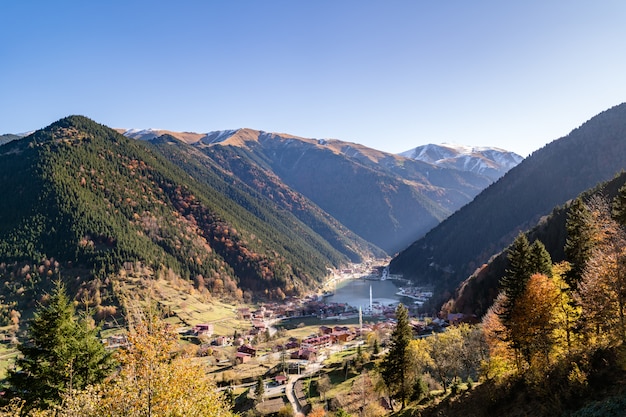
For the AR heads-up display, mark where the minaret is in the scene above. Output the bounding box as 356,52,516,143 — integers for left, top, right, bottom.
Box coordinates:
369,284,373,312
359,306,363,332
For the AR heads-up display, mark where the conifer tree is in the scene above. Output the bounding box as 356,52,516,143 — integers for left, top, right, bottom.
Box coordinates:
499,233,532,320
613,183,626,226
8,280,115,409
256,376,265,404
565,198,595,290
380,303,412,410
530,240,552,278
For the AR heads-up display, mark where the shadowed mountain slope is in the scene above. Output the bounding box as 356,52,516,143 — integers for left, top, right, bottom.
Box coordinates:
157,128,500,254
390,102,626,304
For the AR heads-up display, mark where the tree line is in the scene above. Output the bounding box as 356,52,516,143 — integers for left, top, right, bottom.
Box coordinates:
379,184,626,413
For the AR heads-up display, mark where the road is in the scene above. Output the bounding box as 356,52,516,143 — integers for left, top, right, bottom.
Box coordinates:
285,374,304,416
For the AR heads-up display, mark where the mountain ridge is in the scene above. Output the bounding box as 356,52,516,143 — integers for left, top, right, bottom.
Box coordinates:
400,143,523,181
125,128,520,254
0,116,371,320
390,102,626,308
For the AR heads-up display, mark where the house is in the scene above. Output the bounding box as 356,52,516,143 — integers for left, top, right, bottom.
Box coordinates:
105,334,128,349
332,331,354,343
252,319,267,330
238,344,257,357
214,336,230,346
238,308,252,320
193,323,214,337
235,352,252,364
302,334,332,349
275,375,288,385
319,326,333,335
447,313,465,325
285,339,300,350
291,348,317,362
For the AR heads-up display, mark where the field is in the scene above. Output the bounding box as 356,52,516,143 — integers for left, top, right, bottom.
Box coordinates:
117,277,252,335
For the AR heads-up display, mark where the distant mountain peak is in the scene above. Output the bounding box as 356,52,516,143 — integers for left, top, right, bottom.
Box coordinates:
400,143,523,181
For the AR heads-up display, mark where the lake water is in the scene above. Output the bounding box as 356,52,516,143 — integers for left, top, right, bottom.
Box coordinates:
325,278,404,310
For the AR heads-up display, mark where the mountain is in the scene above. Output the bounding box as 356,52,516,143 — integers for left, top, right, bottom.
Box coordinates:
400,143,523,181
126,128,509,254
145,133,384,263
390,102,626,306
442,171,626,317
0,134,21,145
0,116,378,323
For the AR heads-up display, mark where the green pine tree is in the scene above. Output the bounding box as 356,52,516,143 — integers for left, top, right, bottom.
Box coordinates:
7,280,116,409
255,376,265,404
500,233,532,305
380,303,412,410
530,239,552,278
565,198,595,290
613,183,626,226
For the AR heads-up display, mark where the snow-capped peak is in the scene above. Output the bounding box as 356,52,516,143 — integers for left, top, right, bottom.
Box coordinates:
400,143,523,181
122,128,164,140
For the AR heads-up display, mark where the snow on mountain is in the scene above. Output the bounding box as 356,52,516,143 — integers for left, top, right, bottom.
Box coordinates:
199,129,239,145
120,128,522,182
400,143,523,181
122,128,164,140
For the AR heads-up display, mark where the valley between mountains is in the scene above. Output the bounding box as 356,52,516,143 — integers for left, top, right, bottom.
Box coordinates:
4,103,626,416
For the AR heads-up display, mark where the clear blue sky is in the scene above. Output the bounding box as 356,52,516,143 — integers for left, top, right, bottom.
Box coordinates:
2,1,626,156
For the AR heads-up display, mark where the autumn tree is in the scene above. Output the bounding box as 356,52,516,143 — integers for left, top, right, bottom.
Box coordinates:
317,373,331,403
576,195,626,345
508,273,560,369
577,242,626,345
481,293,517,380
456,323,489,382
8,280,115,410
380,303,412,409
55,307,236,416
551,262,581,355
426,326,464,392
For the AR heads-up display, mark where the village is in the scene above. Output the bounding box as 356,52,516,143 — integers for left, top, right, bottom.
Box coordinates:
103,263,468,415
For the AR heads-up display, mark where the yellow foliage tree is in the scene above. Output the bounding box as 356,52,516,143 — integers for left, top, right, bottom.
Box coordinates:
576,197,626,346
551,261,582,356
509,273,560,370
25,309,237,417
481,293,517,380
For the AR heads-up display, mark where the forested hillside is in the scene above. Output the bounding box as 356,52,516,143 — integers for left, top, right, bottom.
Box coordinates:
442,171,626,317
0,116,365,324
147,134,384,262
390,102,626,305
179,129,496,254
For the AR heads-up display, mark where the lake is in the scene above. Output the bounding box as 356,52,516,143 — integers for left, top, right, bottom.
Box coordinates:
324,278,404,310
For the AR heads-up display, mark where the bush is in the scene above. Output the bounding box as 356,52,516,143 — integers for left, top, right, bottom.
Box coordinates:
411,376,430,402
451,380,461,395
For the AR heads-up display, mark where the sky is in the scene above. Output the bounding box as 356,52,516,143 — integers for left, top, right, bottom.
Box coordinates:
2,1,626,157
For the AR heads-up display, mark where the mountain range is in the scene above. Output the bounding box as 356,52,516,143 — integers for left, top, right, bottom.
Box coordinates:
390,102,626,309
400,143,522,181
122,128,518,254
0,116,521,324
